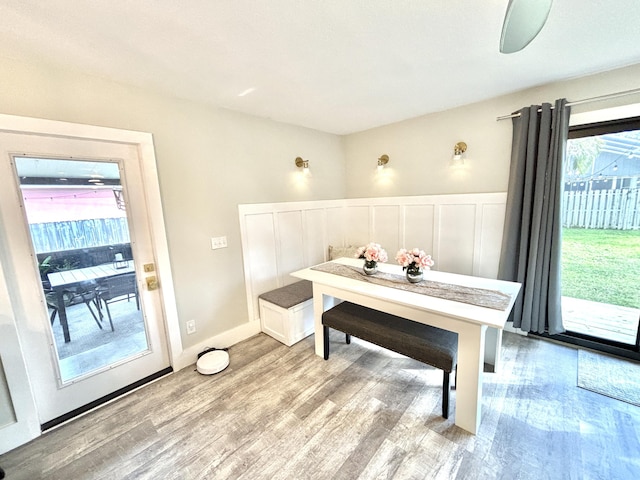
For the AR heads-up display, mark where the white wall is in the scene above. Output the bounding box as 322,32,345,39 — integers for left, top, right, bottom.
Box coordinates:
0,55,346,350
343,63,640,198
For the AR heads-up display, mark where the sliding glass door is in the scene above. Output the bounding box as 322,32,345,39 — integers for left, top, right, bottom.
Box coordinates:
560,118,640,353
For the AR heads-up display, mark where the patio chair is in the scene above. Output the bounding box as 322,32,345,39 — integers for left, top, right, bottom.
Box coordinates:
95,273,139,331
45,281,102,329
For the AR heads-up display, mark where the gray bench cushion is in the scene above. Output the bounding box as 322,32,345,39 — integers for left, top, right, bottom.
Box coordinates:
322,301,458,372
258,280,313,309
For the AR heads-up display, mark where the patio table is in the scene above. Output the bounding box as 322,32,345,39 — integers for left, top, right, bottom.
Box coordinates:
48,261,135,343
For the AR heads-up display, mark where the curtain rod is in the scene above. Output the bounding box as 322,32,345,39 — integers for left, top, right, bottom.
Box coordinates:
496,87,640,121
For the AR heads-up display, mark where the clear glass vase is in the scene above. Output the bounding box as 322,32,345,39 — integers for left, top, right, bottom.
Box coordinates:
363,261,378,275
405,267,423,283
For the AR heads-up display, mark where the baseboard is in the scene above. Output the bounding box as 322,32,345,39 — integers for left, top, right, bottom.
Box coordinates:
504,322,528,336
173,320,262,371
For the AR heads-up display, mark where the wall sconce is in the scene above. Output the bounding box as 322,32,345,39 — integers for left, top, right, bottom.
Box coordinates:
377,154,389,172
295,156,310,174
452,142,467,167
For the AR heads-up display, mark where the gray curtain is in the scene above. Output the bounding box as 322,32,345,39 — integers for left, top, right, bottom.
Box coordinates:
498,99,570,335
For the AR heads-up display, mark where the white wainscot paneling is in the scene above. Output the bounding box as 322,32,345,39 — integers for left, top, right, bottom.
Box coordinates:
372,205,401,255
437,204,476,275
326,206,346,249
478,203,507,279
244,213,279,320
345,206,370,246
404,204,435,254
303,209,327,266
276,211,306,285
239,193,507,339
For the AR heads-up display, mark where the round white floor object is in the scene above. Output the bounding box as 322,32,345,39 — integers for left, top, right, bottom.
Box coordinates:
196,350,230,375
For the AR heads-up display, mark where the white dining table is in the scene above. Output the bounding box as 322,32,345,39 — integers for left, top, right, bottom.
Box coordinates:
291,257,521,435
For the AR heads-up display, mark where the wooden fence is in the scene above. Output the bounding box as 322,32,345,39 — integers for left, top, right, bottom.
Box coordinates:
29,218,130,253
562,188,640,229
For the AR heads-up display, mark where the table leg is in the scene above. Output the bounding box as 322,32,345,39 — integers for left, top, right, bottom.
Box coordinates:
55,288,71,343
313,285,325,358
484,327,503,373
454,324,487,435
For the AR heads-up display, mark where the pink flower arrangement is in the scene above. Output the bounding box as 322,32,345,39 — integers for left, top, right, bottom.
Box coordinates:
355,242,388,264
395,248,434,272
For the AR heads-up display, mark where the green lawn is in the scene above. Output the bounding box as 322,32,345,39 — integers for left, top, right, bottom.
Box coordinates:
561,228,640,308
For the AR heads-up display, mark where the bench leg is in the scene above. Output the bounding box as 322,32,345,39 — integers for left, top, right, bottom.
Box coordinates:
323,326,330,360
442,371,450,419
345,333,351,344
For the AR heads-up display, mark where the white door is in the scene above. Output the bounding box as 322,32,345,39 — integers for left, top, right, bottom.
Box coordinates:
0,127,171,437
0,259,41,454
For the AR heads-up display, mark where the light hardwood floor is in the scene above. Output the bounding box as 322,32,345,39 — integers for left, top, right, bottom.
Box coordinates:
1,331,639,479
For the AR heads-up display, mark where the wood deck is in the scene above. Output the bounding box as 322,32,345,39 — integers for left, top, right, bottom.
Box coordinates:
562,296,639,345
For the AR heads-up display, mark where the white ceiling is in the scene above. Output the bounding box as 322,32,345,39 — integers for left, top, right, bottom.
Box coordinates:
1,0,640,135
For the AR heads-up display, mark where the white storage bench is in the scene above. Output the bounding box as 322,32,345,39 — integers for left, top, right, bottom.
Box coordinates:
258,280,314,346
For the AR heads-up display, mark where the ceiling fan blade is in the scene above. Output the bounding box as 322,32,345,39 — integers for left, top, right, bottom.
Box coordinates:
500,0,553,54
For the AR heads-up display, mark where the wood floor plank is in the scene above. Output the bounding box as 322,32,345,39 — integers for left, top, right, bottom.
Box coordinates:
1,332,639,479
356,438,408,479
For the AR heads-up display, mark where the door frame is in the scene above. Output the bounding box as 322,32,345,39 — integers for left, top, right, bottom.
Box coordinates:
0,113,182,453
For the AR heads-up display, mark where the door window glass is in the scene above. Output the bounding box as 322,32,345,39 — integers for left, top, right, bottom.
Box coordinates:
14,157,149,383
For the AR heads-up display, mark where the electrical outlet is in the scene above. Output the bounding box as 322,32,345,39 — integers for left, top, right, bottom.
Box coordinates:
186,319,196,334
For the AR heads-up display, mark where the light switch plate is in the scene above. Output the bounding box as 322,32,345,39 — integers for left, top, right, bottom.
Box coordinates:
211,236,228,250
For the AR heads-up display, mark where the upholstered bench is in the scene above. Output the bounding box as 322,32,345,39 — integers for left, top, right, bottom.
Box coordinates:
322,301,458,418
258,280,314,346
